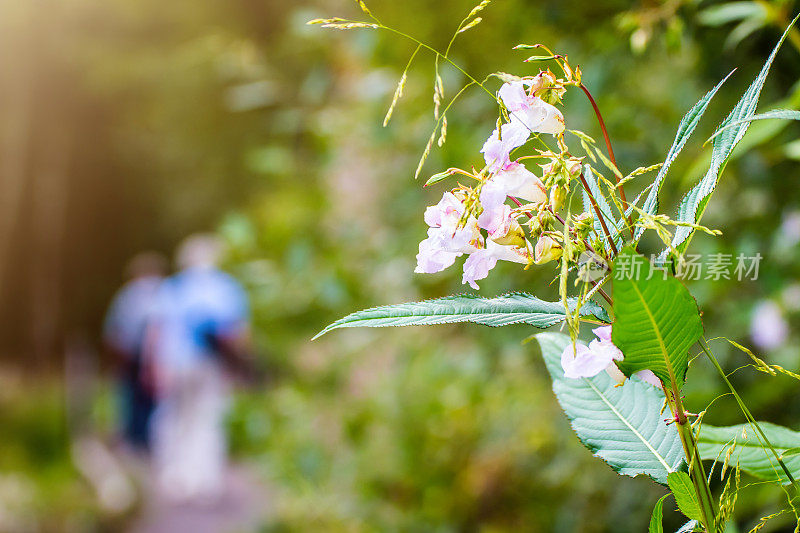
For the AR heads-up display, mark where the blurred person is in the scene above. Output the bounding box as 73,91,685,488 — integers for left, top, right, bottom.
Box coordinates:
103,252,168,453
147,234,252,503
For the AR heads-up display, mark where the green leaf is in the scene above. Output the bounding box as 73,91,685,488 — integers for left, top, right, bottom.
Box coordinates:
781,447,800,458
724,17,767,49
611,247,703,389
697,2,766,27
684,84,800,180
667,472,703,521
635,72,733,242
649,494,668,533
667,17,796,257
697,423,800,484
313,293,609,339
424,169,454,187
705,109,800,143
581,165,624,245
535,332,685,485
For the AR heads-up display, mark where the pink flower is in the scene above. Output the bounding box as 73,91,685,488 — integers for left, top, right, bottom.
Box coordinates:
498,80,532,112
588,337,623,363
634,370,662,388
481,121,530,172
593,325,613,344
415,192,480,274
461,240,528,289
415,237,460,273
480,81,565,174
477,201,512,239
477,163,546,240
498,81,565,136
489,163,548,204
561,342,617,379
561,325,662,389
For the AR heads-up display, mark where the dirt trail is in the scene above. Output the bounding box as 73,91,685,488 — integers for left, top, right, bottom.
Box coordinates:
128,464,271,533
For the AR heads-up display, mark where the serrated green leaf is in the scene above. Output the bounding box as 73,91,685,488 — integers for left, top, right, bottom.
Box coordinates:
649,494,668,533
536,332,685,485
676,519,700,533
612,247,703,389
581,165,624,245
667,17,796,257
314,293,609,339
635,72,733,242
697,423,800,484
684,84,800,180
705,109,800,143
667,472,703,521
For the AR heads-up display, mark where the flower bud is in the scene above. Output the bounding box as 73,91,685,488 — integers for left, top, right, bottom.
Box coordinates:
572,212,594,238
492,219,527,248
567,238,586,262
530,69,566,105
549,185,567,212
537,209,554,230
563,156,583,179
527,216,542,240
534,235,563,264
539,151,582,187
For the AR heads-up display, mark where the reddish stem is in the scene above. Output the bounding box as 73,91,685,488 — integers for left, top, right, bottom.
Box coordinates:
578,172,618,256
579,83,634,237
509,197,613,306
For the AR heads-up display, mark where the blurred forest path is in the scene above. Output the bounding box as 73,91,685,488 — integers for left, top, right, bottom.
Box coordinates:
128,462,271,533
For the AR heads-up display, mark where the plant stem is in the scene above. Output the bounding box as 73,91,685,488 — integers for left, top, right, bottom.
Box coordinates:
578,172,618,255
547,206,602,257
579,83,633,236
591,282,613,306
509,198,613,306
377,25,498,101
548,212,613,306
579,84,617,168
699,338,799,491
665,387,718,533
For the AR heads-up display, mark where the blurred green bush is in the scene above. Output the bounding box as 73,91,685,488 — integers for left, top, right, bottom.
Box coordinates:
3,0,800,531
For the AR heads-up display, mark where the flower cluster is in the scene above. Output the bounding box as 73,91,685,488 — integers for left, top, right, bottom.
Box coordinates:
415,72,593,289
561,326,661,388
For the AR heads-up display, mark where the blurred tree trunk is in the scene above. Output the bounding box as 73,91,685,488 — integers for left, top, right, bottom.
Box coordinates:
28,123,71,366
0,13,33,312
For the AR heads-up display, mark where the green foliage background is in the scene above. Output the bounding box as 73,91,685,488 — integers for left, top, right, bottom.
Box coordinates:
2,0,800,531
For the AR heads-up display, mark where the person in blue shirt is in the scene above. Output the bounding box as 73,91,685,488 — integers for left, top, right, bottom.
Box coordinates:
103,252,167,452
147,234,252,503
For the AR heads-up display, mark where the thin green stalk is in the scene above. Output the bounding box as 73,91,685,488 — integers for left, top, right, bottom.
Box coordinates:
374,24,559,140
376,24,497,101
666,387,718,532
700,337,799,490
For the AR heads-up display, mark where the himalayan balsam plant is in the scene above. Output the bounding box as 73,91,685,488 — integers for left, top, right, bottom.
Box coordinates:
311,2,800,531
